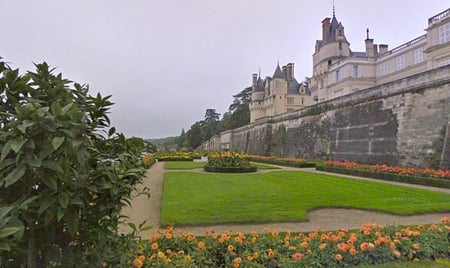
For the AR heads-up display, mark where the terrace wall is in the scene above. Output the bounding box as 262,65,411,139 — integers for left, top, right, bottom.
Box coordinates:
222,65,450,168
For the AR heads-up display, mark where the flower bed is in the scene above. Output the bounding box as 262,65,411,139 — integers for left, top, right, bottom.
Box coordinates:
319,161,450,189
204,152,257,173
131,218,450,267
154,152,193,161
249,155,316,168
142,154,156,168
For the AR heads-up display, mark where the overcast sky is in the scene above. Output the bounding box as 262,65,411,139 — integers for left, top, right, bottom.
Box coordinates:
1,1,448,138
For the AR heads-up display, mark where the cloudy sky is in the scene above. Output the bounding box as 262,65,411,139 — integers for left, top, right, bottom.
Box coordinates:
1,1,448,138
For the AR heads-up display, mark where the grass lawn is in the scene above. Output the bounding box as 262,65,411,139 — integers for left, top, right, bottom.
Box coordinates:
164,161,205,170
160,171,450,226
164,161,280,170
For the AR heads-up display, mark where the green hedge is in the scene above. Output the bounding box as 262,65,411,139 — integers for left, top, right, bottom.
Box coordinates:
204,166,258,173
249,157,316,168
156,156,193,162
317,165,450,189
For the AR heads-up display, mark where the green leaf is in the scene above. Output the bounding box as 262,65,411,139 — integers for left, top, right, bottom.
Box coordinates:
108,127,116,137
0,207,13,221
58,194,69,209
4,165,26,187
52,136,65,150
50,102,62,116
0,227,22,239
65,206,79,238
43,161,64,174
56,207,65,222
10,139,27,153
38,195,56,215
0,241,11,251
27,158,42,168
19,195,40,209
42,176,58,191
17,120,35,133
0,140,12,163
61,103,73,115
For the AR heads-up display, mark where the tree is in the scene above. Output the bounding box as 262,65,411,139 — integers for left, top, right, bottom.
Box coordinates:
185,121,204,150
0,59,146,267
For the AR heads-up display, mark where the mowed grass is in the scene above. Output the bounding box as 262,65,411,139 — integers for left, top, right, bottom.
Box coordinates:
160,171,450,226
164,161,205,170
164,161,280,170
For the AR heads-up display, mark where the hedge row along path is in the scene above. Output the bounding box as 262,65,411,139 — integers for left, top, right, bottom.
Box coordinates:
119,162,450,238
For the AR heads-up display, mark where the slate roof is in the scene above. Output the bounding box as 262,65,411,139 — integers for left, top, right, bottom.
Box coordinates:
272,64,285,79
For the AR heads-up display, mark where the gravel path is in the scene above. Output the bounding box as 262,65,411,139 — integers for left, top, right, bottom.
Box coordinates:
119,162,450,238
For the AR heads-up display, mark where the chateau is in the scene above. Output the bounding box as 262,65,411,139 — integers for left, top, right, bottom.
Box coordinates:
200,8,450,170
249,8,450,122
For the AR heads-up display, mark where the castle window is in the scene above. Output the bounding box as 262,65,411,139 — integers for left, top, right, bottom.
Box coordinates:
287,97,294,105
438,58,450,67
352,65,359,77
379,62,389,76
339,42,342,49
301,97,304,105
335,69,341,82
414,47,425,64
439,22,450,44
396,55,405,70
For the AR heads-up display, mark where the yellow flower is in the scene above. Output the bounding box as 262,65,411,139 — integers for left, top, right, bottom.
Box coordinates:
253,252,259,259
412,243,420,250
198,241,205,250
186,234,195,241
392,249,402,258
157,251,165,258
151,242,158,250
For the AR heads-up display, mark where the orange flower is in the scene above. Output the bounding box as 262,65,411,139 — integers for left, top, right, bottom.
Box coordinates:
335,253,343,261
300,241,309,249
157,251,165,258
349,247,357,256
246,255,253,261
149,235,158,242
151,242,158,250
138,255,145,261
360,242,370,251
253,252,259,259
271,231,279,237
292,252,302,261
133,259,143,268
319,243,327,250
268,249,275,258
198,241,205,250
228,245,234,252
337,243,349,252
412,243,420,250
165,232,173,239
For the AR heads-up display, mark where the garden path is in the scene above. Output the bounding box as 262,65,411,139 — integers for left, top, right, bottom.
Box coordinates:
119,162,450,238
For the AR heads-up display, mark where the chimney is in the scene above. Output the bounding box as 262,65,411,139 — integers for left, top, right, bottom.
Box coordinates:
322,17,331,41
252,73,257,90
379,44,388,54
282,65,287,77
365,38,375,58
287,63,294,81
373,44,378,56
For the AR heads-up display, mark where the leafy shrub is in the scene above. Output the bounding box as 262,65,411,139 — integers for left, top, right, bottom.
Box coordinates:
0,59,145,267
204,152,256,173
130,218,450,267
249,155,316,168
